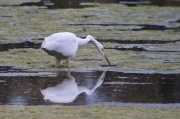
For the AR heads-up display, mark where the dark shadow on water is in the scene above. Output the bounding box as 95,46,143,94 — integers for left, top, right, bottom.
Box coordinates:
0,67,180,106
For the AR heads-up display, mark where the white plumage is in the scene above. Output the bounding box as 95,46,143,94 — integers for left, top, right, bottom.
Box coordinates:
41,32,110,68
41,71,106,103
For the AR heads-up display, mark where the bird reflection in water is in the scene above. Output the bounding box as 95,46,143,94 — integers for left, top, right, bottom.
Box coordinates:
41,71,106,103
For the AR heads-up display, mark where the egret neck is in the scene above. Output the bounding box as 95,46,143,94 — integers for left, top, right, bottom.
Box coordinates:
77,35,101,48
77,35,110,65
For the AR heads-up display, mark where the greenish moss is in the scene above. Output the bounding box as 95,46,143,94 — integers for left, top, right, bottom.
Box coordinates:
0,105,180,119
0,3,180,43
0,45,179,71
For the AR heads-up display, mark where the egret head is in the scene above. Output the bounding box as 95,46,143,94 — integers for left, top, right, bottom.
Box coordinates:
96,43,111,65
86,35,110,65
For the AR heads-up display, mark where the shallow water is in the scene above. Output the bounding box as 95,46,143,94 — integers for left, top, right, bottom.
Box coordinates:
1,0,180,8
0,41,41,51
0,67,179,106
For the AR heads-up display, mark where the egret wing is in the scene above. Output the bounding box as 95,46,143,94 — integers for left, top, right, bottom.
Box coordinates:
42,32,78,57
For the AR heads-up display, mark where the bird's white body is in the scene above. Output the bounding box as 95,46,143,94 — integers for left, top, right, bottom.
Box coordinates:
41,32,110,67
41,32,78,58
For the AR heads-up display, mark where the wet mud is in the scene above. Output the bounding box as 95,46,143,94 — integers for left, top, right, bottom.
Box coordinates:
1,0,180,9
0,1,99,9
132,25,172,31
0,41,41,51
100,65,117,67
98,39,180,44
0,66,27,73
106,45,147,51
106,44,180,52
71,23,180,30
0,68,179,106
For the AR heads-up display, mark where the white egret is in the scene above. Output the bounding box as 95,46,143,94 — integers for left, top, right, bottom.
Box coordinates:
41,71,106,103
41,32,110,68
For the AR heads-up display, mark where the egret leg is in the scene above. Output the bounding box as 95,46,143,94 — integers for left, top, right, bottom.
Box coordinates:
66,57,71,68
55,57,61,68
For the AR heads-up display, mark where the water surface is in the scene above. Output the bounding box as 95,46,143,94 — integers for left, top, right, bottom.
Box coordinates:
0,68,179,106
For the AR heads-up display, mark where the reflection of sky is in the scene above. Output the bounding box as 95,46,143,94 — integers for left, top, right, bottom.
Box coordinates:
9,96,27,105
81,89,102,105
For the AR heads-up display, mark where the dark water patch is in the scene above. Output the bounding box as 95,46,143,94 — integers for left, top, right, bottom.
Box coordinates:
40,0,119,9
105,45,147,51
151,0,180,7
72,58,103,61
150,50,180,53
105,45,180,52
0,41,41,51
0,1,98,9
41,0,82,9
119,0,150,6
0,69,180,106
1,0,180,8
169,19,180,23
100,65,117,67
132,25,168,31
0,66,27,73
0,2,44,8
162,59,180,63
99,39,180,44
70,23,140,26
82,15,96,18
120,0,180,7
71,23,180,30
72,23,180,32
19,2,43,6
0,14,14,17
176,19,180,23
163,61,180,63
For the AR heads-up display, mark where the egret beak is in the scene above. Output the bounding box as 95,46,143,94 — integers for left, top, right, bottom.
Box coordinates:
98,47,111,65
104,54,111,65
102,50,111,65
100,49,110,65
